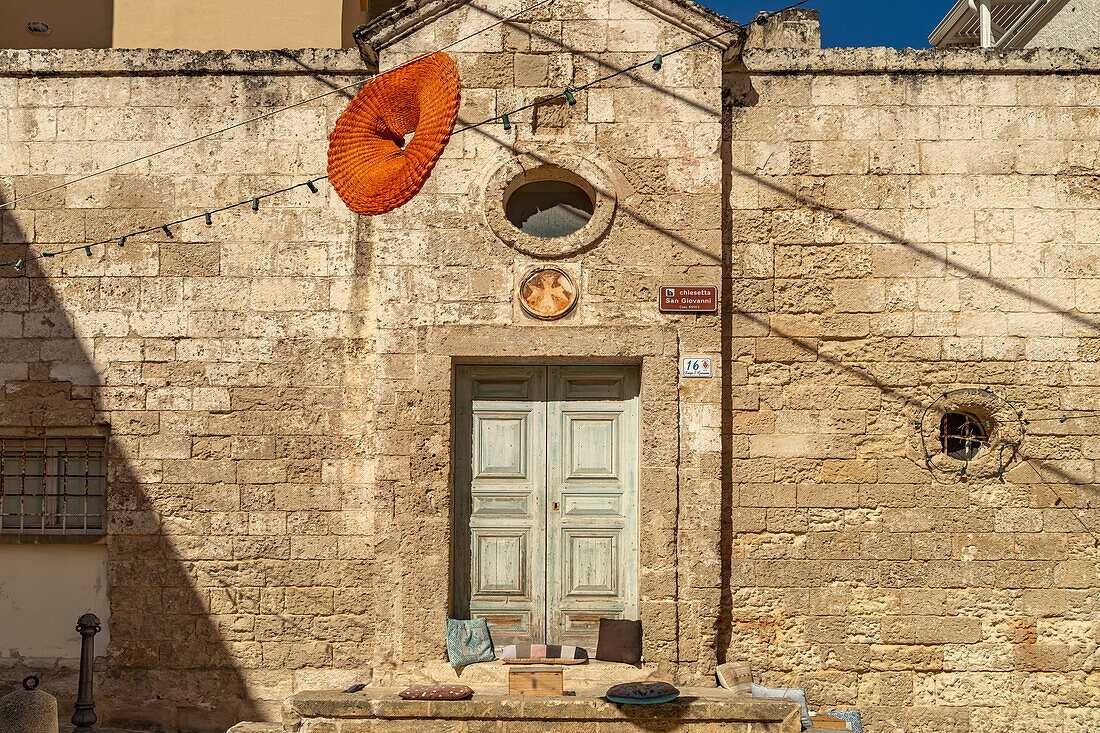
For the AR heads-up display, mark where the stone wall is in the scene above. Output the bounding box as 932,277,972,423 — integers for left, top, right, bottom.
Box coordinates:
281,688,802,733
354,0,729,681
3,23,1100,733
724,47,1100,733
0,48,371,731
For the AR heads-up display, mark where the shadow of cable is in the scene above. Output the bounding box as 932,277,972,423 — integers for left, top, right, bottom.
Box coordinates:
0,194,261,730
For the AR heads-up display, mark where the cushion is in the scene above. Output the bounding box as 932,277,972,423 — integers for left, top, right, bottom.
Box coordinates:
501,644,589,663
820,710,862,733
716,662,752,696
605,681,680,704
398,684,474,700
446,618,495,668
751,683,812,730
595,618,642,665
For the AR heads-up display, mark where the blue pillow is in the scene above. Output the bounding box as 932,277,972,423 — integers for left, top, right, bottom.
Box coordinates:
822,710,863,733
751,683,811,730
606,681,679,704
445,618,495,668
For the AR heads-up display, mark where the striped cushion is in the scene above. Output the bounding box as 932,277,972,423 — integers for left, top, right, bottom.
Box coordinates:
501,643,589,661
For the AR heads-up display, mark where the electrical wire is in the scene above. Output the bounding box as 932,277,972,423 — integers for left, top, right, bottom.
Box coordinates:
455,0,809,134
3,0,807,269
1,177,330,268
0,0,553,212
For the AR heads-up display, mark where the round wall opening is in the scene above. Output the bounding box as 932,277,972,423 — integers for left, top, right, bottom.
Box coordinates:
504,180,594,239
939,411,987,461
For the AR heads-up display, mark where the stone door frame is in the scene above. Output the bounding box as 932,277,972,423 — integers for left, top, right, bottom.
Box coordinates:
379,324,684,669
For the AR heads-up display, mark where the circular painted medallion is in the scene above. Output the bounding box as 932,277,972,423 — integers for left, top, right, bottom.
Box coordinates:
518,267,578,320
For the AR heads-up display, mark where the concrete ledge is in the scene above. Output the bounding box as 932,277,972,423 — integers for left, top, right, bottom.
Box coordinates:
0,49,365,77
227,723,282,733
282,687,801,733
741,45,1100,73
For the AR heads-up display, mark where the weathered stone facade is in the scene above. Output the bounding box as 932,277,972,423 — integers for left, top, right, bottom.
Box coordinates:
725,45,1100,733
1,6,1100,733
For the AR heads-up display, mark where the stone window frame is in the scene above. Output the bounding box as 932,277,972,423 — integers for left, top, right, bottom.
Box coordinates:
480,151,620,260
384,325,681,666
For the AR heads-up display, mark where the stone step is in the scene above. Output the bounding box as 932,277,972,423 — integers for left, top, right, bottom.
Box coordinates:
226,722,282,733
282,687,801,733
370,658,677,688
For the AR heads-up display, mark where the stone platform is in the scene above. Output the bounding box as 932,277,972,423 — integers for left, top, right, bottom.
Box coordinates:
278,687,802,733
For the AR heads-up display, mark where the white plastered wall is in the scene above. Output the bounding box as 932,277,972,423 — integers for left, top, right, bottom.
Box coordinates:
0,545,110,660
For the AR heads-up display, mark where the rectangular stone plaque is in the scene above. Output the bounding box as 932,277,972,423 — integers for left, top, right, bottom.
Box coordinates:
659,286,717,312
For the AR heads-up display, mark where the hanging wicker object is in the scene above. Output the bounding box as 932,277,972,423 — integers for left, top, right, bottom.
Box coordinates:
327,52,461,215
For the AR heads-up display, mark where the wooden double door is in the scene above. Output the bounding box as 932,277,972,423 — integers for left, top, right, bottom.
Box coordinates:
454,365,639,649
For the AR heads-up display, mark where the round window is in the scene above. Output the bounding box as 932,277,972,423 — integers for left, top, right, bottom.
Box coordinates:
504,180,594,239
939,411,987,461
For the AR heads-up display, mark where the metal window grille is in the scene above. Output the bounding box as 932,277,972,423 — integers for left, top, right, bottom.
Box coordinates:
0,437,106,533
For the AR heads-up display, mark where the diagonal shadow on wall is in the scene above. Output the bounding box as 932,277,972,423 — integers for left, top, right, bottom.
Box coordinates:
715,146,1100,664
0,195,260,731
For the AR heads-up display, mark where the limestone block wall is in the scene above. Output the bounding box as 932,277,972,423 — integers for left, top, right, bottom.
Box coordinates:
725,47,1100,733
0,49,371,731
355,0,728,681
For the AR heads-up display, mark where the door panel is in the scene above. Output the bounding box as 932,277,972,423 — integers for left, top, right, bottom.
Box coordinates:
547,366,639,648
456,365,638,650
455,366,546,646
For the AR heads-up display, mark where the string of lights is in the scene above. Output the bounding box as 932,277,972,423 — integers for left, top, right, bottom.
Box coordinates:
0,0,554,212
455,0,809,135
1023,459,1100,546
2,0,806,271
0,177,331,269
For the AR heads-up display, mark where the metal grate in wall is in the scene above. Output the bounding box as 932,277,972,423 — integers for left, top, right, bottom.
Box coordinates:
0,437,106,533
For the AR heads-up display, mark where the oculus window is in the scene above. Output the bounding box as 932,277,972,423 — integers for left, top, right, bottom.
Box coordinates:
505,181,594,239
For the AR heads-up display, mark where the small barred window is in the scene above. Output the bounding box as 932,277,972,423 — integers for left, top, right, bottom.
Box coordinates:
0,437,105,533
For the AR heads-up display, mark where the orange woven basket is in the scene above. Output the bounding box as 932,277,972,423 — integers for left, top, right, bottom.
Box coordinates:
327,52,461,216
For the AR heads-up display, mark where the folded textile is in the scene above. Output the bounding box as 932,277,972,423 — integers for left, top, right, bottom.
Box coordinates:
820,710,862,733
500,643,589,661
398,684,474,700
716,662,752,696
751,683,812,730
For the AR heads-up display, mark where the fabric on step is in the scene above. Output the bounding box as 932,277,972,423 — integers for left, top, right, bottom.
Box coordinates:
716,662,752,696
397,684,474,700
820,710,863,733
751,683,812,730
501,643,589,660
445,618,495,668
595,618,643,665
605,681,680,704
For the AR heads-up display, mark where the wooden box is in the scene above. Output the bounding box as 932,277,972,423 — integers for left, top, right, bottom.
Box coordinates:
508,667,564,696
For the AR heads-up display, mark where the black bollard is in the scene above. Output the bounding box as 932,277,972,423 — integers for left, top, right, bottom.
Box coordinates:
72,613,101,733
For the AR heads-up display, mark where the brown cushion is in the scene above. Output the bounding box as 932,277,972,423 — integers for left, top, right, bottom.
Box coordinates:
595,618,642,665
397,684,474,700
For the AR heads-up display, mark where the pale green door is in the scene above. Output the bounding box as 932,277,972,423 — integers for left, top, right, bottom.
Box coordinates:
547,366,639,648
455,365,639,649
454,366,547,646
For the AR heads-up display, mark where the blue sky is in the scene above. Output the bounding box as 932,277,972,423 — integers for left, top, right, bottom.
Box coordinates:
708,0,953,48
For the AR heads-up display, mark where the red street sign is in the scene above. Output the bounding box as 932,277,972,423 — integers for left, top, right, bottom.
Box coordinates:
659,285,717,313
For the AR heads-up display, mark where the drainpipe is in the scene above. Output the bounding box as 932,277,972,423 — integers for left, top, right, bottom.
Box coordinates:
978,0,993,46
